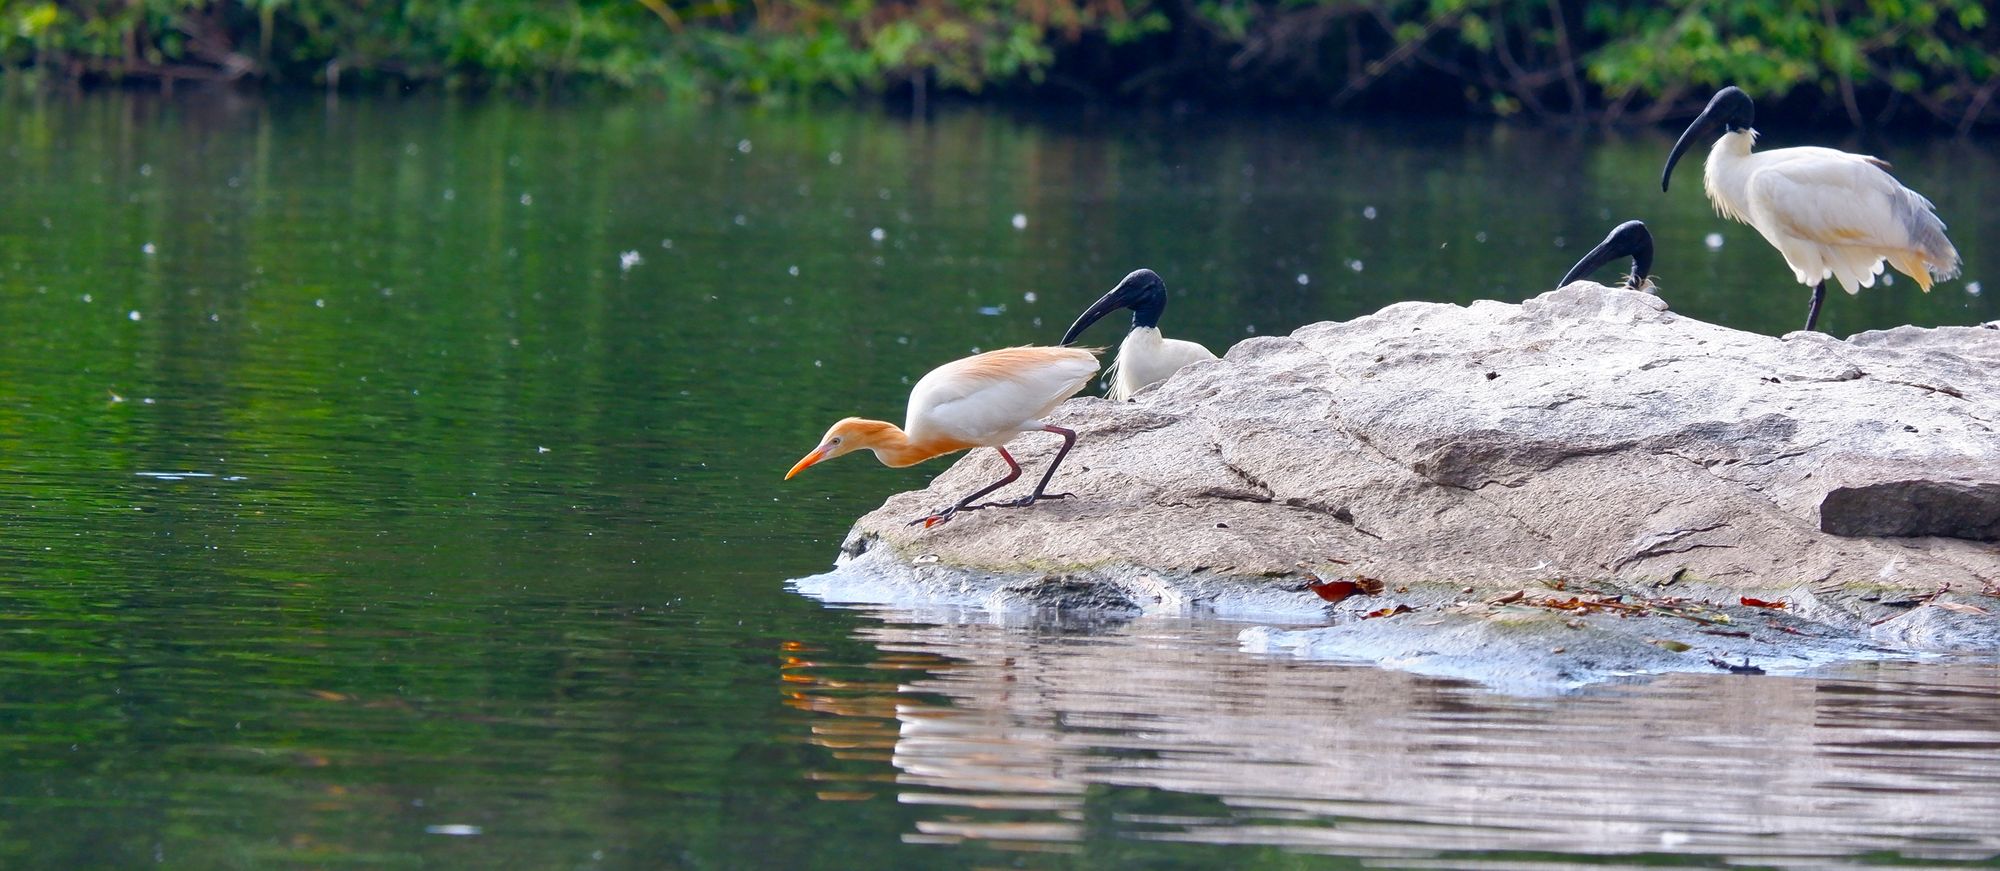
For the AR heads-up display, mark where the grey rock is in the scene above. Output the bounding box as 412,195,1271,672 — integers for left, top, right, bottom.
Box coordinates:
1821,480,2000,540
800,284,2000,689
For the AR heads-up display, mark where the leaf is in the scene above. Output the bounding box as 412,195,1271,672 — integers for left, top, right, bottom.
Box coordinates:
1489,590,1526,605
1363,604,1413,619
1307,579,1359,603
1646,638,1691,652
1932,601,1990,615
1740,596,1787,609
1354,576,1385,595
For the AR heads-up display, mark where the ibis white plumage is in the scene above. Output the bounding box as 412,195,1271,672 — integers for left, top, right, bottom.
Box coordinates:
1060,268,1217,401
1559,220,1655,291
785,346,1100,528
1661,86,1960,332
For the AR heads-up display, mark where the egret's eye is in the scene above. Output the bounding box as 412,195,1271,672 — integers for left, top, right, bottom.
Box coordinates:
830,437,843,446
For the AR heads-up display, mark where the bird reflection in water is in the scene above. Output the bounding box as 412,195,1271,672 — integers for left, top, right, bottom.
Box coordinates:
775,612,2000,864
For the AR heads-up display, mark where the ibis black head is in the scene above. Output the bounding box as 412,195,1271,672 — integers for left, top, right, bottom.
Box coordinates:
1559,220,1654,289
1060,268,1167,346
1661,86,1756,192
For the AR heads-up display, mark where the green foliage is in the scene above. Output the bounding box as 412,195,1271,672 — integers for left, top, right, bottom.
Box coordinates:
1581,0,1998,126
3,0,1999,125
0,0,1109,99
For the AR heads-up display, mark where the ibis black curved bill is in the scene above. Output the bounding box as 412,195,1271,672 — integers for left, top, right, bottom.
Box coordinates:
1559,220,1654,288
1060,268,1167,346
1662,86,1755,193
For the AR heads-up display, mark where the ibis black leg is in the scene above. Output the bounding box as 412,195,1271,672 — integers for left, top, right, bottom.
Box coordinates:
910,448,1021,528
975,425,1080,509
1803,280,1827,332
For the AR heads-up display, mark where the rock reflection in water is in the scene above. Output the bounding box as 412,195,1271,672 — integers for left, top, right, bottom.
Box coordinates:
785,609,2000,866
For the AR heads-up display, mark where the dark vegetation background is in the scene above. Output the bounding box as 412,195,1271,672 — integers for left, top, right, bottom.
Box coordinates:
4,0,1996,128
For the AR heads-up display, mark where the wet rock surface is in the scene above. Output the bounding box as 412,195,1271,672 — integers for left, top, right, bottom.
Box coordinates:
798,284,2000,690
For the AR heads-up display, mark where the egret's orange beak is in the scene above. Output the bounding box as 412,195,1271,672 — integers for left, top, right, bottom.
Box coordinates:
786,443,832,480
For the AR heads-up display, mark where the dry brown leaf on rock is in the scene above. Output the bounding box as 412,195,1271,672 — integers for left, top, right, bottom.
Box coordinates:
1306,577,1360,603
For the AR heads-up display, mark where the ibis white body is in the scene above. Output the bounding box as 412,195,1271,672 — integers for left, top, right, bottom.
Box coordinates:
1107,327,1218,401
1702,131,1959,296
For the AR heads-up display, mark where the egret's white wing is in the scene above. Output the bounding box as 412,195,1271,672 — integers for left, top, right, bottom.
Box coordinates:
906,347,1099,446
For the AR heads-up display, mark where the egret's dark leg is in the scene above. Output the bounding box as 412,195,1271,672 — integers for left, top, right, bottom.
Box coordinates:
976,425,1079,509
1024,425,1079,502
910,447,1021,528
1803,280,1828,332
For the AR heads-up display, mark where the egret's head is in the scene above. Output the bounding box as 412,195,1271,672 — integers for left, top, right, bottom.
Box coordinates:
785,418,897,479
1061,268,1168,346
1662,86,1756,192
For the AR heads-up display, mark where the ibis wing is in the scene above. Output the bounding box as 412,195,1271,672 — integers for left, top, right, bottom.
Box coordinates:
906,347,1099,445
1747,151,1958,291
1747,154,1913,248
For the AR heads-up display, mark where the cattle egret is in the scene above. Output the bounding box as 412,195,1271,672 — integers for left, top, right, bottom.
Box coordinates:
1059,268,1217,400
1559,220,1655,291
1661,86,1959,332
786,346,1100,528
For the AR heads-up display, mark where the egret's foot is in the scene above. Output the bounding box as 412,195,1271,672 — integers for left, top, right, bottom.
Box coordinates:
974,492,1074,510
908,504,977,528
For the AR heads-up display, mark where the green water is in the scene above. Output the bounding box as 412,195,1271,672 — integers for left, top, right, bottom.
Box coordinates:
1,91,1996,868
